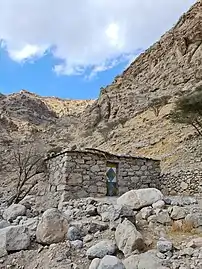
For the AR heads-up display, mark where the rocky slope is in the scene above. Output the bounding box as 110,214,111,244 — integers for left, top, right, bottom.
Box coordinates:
0,191,202,268
75,1,202,173
0,1,201,175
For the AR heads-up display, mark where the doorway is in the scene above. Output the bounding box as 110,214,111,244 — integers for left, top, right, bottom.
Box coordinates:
106,162,118,196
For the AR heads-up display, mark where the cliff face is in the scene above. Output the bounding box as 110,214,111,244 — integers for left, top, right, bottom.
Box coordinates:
83,2,201,127
75,1,202,173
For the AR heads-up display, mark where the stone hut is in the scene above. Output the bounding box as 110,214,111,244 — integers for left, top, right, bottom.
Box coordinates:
46,148,161,199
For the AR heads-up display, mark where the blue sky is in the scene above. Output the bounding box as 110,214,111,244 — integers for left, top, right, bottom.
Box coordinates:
0,47,133,99
0,0,196,100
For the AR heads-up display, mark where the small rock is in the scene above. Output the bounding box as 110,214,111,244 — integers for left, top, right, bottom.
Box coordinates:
86,240,116,259
89,258,100,269
152,200,165,209
157,238,173,253
67,226,81,241
0,247,7,258
156,211,172,225
170,206,186,220
98,255,125,269
3,204,26,222
0,220,10,229
83,234,93,243
70,240,83,249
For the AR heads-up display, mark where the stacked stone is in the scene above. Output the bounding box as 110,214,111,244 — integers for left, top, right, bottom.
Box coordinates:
160,170,202,195
47,150,161,199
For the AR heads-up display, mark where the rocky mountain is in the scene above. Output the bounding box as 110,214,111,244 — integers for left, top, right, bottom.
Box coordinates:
0,1,201,175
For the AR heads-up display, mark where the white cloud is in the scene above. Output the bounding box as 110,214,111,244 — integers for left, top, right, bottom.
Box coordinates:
0,0,196,76
8,44,48,62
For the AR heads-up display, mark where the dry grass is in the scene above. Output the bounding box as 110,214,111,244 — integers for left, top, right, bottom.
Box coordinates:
168,220,197,235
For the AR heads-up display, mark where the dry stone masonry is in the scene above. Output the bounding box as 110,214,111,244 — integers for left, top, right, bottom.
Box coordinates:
46,149,161,199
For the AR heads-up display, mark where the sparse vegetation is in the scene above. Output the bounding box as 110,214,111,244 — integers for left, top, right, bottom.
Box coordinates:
170,86,202,135
149,95,170,117
168,220,196,235
4,135,47,205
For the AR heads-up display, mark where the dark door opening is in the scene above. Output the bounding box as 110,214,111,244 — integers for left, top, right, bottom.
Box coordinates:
106,162,118,196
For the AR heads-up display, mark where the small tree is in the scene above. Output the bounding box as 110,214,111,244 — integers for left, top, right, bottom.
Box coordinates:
170,86,202,135
149,95,170,117
4,136,47,205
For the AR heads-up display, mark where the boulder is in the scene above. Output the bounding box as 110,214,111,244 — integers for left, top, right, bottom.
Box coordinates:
152,200,165,209
169,206,186,220
98,255,125,269
67,226,81,241
86,240,116,259
70,240,83,249
0,225,30,251
156,211,172,225
187,237,202,248
3,204,26,222
140,207,153,219
117,188,163,210
185,213,202,228
123,250,163,269
89,258,101,269
20,217,39,237
36,208,68,245
115,219,144,256
0,247,7,258
0,220,10,229
98,204,135,222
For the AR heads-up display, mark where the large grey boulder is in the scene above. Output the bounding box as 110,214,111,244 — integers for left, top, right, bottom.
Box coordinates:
0,225,30,251
3,204,26,222
117,188,163,210
86,240,117,259
123,250,163,269
115,219,144,256
98,255,125,269
36,208,68,245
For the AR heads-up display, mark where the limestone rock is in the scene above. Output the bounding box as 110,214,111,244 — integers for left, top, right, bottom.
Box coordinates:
89,258,101,269
123,250,163,269
0,220,10,229
3,204,26,222
86,240,116,259
157,238,173,253
170,206,186,220
98,255,125,269
156,210,172,225
70,240,83,249
36,208,68,245
115,219,144,256
0,225,30,251
0,247,7,258
185,213,202,228
152,200,165,209
117,188,163,210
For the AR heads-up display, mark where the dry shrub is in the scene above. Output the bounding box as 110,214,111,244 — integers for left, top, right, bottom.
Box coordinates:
170,220,195,234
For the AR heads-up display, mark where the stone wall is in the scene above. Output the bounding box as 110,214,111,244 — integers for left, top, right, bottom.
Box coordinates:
160,170,202,196
46,150,161,199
